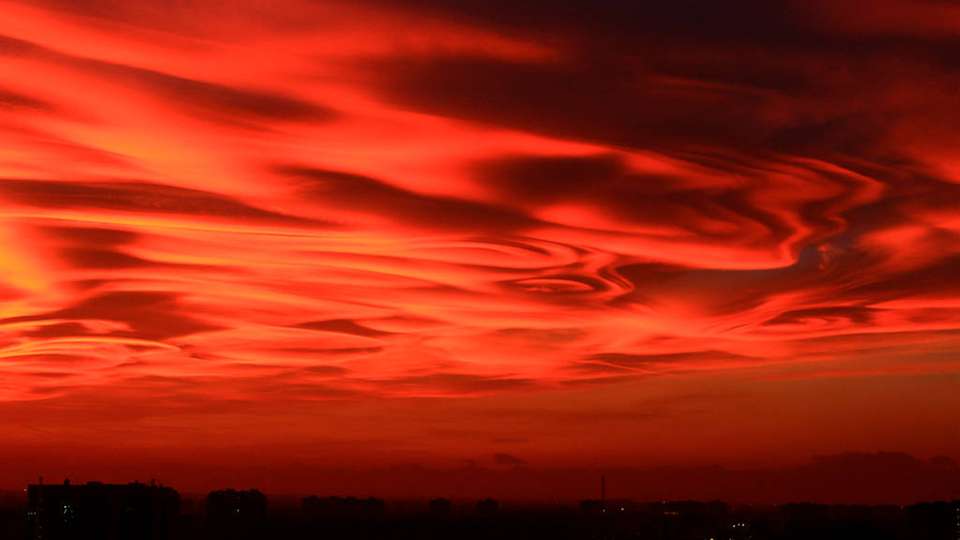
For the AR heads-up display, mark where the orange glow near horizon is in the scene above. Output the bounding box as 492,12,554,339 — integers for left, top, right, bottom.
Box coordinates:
0,0,959,500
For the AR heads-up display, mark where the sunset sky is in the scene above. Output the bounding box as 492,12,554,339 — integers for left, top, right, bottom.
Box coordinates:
1,0,959,501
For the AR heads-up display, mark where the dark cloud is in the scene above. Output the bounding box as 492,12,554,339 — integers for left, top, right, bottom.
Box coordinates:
41,225,139,246
474,154,626,205
0,32,335,125
0,179,318,225
270,346,384,356
474,153,797,248
279,166,538,232
764,306,878,326
492,452,527,466
0,34,42,56
89,61,338,125
575,351,756,375
296,319,394,337
301,365,351,376
59,248,156,269
364,1,819,49
365,55,778,153
357,0,960,168
62,291,219,339
385,373,535,394
848,254,960,300
0,87,52,111
21,322,92,338
5,290,220,340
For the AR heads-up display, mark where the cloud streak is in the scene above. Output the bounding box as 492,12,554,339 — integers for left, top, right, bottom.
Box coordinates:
0,0,957,480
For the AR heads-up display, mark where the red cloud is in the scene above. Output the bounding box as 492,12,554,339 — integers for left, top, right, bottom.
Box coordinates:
0,0,957,489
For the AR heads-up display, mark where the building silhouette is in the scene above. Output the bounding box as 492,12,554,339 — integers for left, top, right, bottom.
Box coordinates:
905,501,960,540
302,496,385,520
476,498,499,516
205,489,267,540
14,478,960,540
428,498,452,517
25,480,179,540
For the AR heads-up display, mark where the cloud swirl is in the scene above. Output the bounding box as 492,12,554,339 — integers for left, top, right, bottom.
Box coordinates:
0,0,958,412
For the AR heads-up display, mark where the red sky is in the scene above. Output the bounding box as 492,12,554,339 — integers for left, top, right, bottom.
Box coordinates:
0,0,959,501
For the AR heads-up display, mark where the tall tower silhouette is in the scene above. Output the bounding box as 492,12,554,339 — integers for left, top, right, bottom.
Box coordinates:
600,475,606,504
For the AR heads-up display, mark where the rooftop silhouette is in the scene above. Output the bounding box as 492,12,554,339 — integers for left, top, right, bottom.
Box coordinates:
6,479,960,539
26,480,179,540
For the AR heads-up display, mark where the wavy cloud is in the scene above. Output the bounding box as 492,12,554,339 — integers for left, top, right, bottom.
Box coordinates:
0,0,957,480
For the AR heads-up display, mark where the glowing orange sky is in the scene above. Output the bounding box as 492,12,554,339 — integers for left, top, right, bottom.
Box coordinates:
1,0,959,498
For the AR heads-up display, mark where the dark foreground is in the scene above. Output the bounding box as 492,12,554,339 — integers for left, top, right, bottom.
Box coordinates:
2,482,958,539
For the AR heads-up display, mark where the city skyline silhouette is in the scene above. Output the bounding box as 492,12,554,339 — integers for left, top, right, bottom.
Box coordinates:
0,1,958,533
